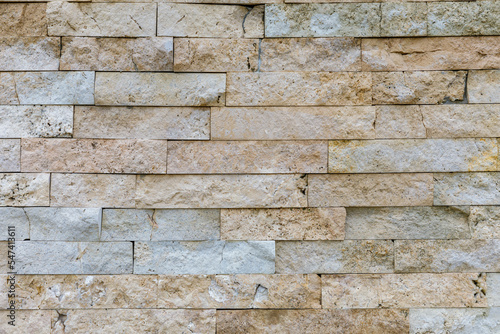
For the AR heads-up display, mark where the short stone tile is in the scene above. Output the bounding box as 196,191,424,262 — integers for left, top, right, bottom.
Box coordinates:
101,209,220,241
372,71,466,104
0,4,47,37
158,4,263,38
27,208,100,241
167,140,327,174
47,2,157,37
381,3,427,37
260,38,361,72
14,241,133,274
309,173,434,207
395,239,500,273
0,173,50,207
0,73,21,104
74,106,209,140
469,206,500,239
0,140,20,172
374,105,426,139
0,105,73,138
174,39,259,72
409,308,500,334
21,138,167,174
434,173,500,206
275,240,394,274
61,37,173,71
0,208,29,240
322,273,486,308
226,72,371,106
135,174,307,208
0,310,54,334
157,274,321,309
468,70,500,103
489,274,500,307
134,241,275,274
50,174,136,208
0,38,59,71
95,72,225,106
221,208,345,240
328,138,498,173
265,4,381,37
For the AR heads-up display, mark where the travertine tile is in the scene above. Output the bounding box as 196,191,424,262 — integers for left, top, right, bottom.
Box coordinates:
374,105,426,139
0,310,54,334
0,208,29,240
469,206,500,239
381,3,427,37
488,274,500,307
0,173,49,207
0,4,47,37
434,173,500,205
0,38,59,71
468,70,500,103
0,140,20,172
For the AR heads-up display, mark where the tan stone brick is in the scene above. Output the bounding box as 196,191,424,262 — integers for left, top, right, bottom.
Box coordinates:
469,206,500,239
0,38,59,71
374,105,426,139
434,172,500,206
0,4,47,37
0,310,54,334
381,3,427,37
0,173,49,206
468,70,500,103
0,140,20,172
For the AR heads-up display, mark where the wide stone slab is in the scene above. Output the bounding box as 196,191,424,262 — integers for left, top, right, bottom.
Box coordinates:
134,241,275,274
0,4,47,37
328,138,498,173
469,206,500,239
221,208,345,240
0,140,20,172
434,172,500,205
380,3,427,37
309,173,434,207
21,138,167,174
0,310,54,334
167,140,327,174
135,174,307,208
0,38,59,71
95,72,225,106
0,173,49,206
275,240,393,274
0,208,29,240
322,273,486,308
61,37,173,71
226,72,371,106
468,70,500,103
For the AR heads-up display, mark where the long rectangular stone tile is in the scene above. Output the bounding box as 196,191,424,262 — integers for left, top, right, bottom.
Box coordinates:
309,173,434,207
21,138,167,174
395,239,500,273
158,4,263,38
0,310,54,334
434,172,500,206
167,140,327,174
135,174,307,208
61,37,173,71
328,138,498,173
47,2,156,37
134,241,275,274
468,70,500,103
0,38,59,71
226,72,371,106
322,273,486,308
50,174,136,208
0,208,29,240
0,4,47,37
95,72,225,106
157,274,320,309
380,3,427,37
74,106,209,140
0,173,49,206
362,37,500,71
346,206,470,240
0,140,20,172
488,274,500,307
221,208,345,240
469,206,500,239
276,240,394,274
101,209,220,241
217,309,409,334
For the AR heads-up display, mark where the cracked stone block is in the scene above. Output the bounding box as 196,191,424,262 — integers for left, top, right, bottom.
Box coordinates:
0,140,20,172
0,38,59,71
0,310,54,334
469,206,500,239
0,173,50,207
434,172,500,205
381,3,427,37
0,208,29,240
468,70,500,103
0,4,47,37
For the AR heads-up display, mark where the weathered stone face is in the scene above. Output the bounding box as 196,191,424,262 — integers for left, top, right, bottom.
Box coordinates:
0,310,54,334
0,173,50,206
468,70,500,103
0,208,29,240
434,172,500,205
0,4,47,37
0,38,59,71
0,140,20,172
469,206,500,239
381,3,427,37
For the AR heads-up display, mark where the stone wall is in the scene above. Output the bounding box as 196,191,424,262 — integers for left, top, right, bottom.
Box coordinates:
1,0,500,333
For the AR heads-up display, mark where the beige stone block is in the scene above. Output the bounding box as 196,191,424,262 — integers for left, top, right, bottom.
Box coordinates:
468,70,500,103
469,206,500,239
434,172,500,206
0,140,20,172
0,173,49,206
489,273,500,307
374,105,426,139
0,38,59,71
0,208,29,240
0,4,47,37
381,3,427,37
0,310,54,334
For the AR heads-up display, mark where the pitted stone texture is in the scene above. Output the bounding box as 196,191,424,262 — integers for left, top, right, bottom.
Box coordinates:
134,241,275,274
167,140,327,174
0,310,54,334
227,72,371,106
95,72,225,106
158,274,321,309
374,105,426,139
0,173,49,207
47,2,156,37
265,4,381,37
362,37,500,71
0,106,73,138
276,240,393,274
136,174,307,208
381,3,426,37
489,274,500,307
174,39,259,72
0,38,59,71
61,37,173,71
434,173,500,206
27,208,100,241
50,174,136,208
322,273,486,308
372,71,466,104
101,209,220,241
346,206,470,240
0,208,29,240
0,140,20,172
395,239,500,273
328,138,498,173
0,4,47,37
74,106,209,140
260,38,361,71
469,206,500,239
15,241,133,274
21,139,167,174
221,208,345,240
0,73,20,104
468,70,500,103
158,4,263,38
309,173,433,207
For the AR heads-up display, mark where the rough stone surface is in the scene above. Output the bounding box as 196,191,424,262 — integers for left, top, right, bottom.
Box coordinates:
167,140,327,174
134,241,275,274
0,4,47,37
0,173,49,206
381,3,427,37
374,105,426,139
488,274,500,307
0,38,59,71
95,72,225,106
468,70,500,103
221,208,345,240
0,140,20,172
434,172,500,205
0,310,54,334
0,208,29,240
469,206,500,239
